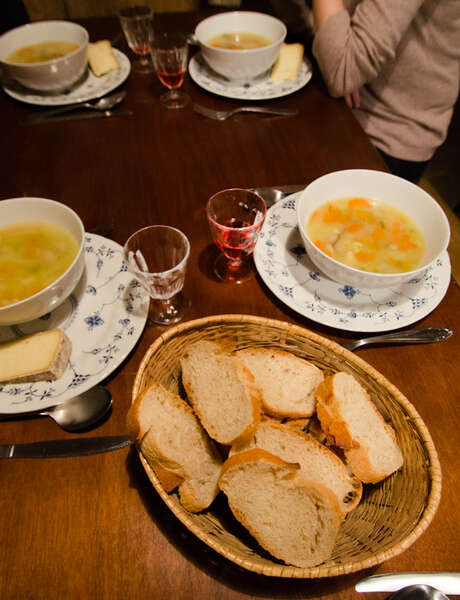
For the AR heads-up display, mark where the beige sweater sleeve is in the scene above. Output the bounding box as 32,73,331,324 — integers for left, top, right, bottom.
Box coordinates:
312,0,425,97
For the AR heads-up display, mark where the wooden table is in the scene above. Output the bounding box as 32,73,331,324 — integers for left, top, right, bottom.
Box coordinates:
0,12,459,600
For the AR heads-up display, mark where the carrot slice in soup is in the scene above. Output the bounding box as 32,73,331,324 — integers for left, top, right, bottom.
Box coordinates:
348,197,371,209
354,252,375,262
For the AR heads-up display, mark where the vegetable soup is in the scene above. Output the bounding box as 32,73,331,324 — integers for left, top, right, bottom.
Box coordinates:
306,197,425,274
207,32,272,50
0,221,79,307
7,41,80,64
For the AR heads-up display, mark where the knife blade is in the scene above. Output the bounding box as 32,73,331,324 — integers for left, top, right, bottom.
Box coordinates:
356,572,460,595
22,108,133,125
0,435,131,458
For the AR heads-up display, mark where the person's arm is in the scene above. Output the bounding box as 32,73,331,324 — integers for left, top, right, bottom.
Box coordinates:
312,0,426,97
312,0,345,30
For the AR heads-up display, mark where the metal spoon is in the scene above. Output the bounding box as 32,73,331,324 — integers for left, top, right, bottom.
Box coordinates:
388,584,449,600
339,327,452,352
0,386,112,432
25,90,127,123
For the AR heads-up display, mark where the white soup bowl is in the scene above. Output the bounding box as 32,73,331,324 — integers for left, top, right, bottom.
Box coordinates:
194,11,286,81
0,197,85,325
296,169,450,289
0,21,88,92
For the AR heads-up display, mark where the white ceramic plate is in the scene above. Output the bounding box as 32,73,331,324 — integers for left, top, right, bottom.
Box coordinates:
0,233,148,414
188,52,312,101
2,49,130,106
254,193,451,332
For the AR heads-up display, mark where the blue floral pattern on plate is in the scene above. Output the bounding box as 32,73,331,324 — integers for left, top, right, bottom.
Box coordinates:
188,53,312,101
253,193,451,332
2,50,130,106
0,234,148,413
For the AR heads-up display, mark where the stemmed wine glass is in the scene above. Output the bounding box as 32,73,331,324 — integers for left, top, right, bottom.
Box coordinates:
119,6,154,74
151,32,189,109
206,188,267,283
123,225,190,325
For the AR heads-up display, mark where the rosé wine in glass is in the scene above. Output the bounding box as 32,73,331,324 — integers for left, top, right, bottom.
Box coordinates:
206,189,267,283
151,32,189,109
119,6,154,74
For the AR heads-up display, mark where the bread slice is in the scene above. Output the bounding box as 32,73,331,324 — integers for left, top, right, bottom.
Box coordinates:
180,340,261,445
231,420,362,514
87,40,120,77
316,372,404,484
271,43,304,82
127,382,223,512
0,328,71,384
236,347,323,418
219,448,341,567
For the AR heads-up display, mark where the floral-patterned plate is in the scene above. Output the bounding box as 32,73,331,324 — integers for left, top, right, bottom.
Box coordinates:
254,193,451,333
0,233,148,414
2,49,130,106
188,52,312,101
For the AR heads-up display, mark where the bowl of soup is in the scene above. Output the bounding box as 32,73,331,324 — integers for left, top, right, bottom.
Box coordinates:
0,20,88,92
0,198,85,325
194,11,286,81
296,169,450,289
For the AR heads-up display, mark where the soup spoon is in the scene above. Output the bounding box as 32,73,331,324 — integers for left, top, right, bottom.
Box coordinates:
25,90,127,123
0,385,112,432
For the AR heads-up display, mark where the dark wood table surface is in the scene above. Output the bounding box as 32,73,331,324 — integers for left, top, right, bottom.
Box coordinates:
0,11,459,600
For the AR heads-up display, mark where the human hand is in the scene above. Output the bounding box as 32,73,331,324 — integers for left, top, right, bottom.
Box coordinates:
345,89,361,109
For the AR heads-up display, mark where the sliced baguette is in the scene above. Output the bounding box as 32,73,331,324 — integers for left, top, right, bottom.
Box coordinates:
316,372,404,484
236,347,324,418
219,448,341,567
180,340,261,445
127,382,223,512
231,420,362,514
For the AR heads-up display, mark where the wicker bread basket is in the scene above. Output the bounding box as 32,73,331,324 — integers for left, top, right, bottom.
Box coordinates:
132,314,441,578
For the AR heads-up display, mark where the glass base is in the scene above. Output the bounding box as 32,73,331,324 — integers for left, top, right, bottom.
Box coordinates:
147,292,188,325
132,56,154,74
213,253,254,284
160,89,189,109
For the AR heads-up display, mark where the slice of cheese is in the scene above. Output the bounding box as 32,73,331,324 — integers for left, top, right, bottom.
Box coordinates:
0,329,71,384
87,40,120,77
271,43,304,82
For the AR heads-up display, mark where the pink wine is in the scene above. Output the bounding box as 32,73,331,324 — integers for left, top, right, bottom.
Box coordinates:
157,69,185,89
215,218,256,262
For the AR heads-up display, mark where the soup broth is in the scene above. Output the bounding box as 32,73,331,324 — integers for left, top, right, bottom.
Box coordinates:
207,32,272,50
0,221,79,308
306,197,426,274
7,41,79,64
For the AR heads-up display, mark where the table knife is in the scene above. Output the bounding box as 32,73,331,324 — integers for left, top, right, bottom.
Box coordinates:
356,572,460,595
22,108,133,125
0,435,131,458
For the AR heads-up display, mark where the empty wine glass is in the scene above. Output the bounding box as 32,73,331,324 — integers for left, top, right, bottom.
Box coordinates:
206,188,267,283
119,5,154,74
123,225,190,325
151,32,189,109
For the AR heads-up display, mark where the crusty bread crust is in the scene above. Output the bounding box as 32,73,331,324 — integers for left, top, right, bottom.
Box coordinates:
180,341,261,445
316,372,404,484
219,449,341,567
236,347,324,418
127,382,223,512
230,420,362,514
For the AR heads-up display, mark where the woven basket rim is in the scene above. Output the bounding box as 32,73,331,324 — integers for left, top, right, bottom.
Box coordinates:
132,313,442,578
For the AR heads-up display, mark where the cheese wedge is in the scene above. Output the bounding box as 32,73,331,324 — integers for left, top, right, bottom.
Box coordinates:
87,40,120,77
0,329,71,384
271,43,304,82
